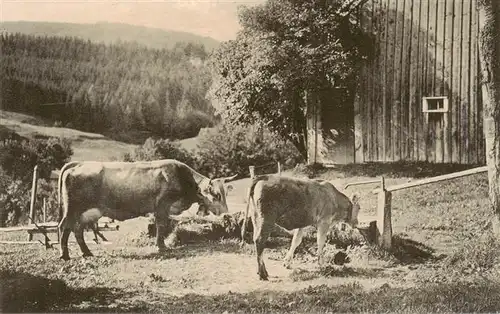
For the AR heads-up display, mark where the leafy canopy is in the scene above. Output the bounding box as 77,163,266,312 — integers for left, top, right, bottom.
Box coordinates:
209,0,371,157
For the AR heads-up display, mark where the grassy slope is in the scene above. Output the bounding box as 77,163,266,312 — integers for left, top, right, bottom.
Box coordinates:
1,160,499,312
0,110,137,161
0,21,220,51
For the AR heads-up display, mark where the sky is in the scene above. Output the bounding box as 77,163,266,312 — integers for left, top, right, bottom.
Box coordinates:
1,0,265,41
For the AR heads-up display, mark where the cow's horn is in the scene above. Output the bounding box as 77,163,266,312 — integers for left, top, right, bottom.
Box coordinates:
222,174,238,182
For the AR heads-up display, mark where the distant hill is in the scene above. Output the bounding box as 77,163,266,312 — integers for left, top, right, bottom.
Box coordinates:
0,21,220,51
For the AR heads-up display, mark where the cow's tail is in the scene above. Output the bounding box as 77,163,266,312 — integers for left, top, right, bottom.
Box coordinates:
240,175,267,244
57,161,79,223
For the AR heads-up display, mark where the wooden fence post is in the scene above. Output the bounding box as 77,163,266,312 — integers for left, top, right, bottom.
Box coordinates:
249,166,255,178
376,176,392,250
27,165,39,241
42,198,47,223
277,162,281,175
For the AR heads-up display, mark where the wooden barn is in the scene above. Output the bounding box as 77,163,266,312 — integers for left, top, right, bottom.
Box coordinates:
307,0,485,165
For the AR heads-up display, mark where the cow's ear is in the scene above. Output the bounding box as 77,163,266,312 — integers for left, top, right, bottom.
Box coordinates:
351,193,360,205
225,184,234,196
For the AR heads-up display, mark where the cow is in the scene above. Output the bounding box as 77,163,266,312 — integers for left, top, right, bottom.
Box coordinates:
241,175,360,280
57,159,237,260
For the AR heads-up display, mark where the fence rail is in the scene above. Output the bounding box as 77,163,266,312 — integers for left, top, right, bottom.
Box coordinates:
342,165,489,250
249,161,281,178
372,166,488,194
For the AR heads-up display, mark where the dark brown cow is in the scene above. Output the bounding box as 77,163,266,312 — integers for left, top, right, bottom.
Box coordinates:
241,175,359,280
57,159,236,260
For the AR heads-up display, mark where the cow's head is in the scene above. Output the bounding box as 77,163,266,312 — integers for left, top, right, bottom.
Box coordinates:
317,180,359,229
197,174,238,215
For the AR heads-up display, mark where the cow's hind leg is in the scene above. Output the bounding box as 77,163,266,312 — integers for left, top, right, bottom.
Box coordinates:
253,213,272,281
283,228,305,269
58,216,72,260
316,221,330,267
74,222,93,257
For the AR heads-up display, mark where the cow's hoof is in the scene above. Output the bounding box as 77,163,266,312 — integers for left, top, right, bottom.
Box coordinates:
259,274,269,281
59,254,70,261
82,252,94,258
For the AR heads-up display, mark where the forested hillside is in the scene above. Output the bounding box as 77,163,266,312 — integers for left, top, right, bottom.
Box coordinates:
0,21,220,51
1,32,216,141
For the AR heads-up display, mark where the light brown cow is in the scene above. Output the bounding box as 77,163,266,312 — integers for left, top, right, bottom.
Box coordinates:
57,159,236,260
241,175,359,280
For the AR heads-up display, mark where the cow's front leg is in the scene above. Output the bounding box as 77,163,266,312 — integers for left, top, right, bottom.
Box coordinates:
253,213,272,281
316,221,330,267
283,228,305,269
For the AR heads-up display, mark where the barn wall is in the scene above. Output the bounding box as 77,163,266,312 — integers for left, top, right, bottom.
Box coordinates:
354,0,485,164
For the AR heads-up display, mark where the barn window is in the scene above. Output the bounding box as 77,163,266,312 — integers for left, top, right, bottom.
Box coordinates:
422,96,449,113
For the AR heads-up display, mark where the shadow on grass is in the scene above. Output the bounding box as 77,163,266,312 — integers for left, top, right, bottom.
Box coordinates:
289,265,385,282
170,281,500,313
357,234,440,266
0,270,144,313
390,234,440,264
3,267,500,313
55,281,500,313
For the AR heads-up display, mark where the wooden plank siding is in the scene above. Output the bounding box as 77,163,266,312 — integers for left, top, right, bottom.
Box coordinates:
418,0,430,161
354,0,484,165
444,0,454,163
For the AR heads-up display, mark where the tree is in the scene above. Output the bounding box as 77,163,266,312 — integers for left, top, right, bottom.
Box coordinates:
478,0,500,236
209,0,371,158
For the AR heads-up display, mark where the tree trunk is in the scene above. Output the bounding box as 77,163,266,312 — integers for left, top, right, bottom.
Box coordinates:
289,89,308,160
478,0,500,237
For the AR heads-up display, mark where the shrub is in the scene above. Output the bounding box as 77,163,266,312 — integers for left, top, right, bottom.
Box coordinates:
0,134,72,226
172,111,215,139
125,123,303,179
0,170,30,226
124,137,195,166
0,136,72,181
193,123,303,178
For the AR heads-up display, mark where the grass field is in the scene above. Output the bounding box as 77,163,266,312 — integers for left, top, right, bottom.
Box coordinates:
1,111,500,312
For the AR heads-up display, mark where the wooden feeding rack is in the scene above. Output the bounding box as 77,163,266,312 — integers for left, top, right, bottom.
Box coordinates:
0,165,120,248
